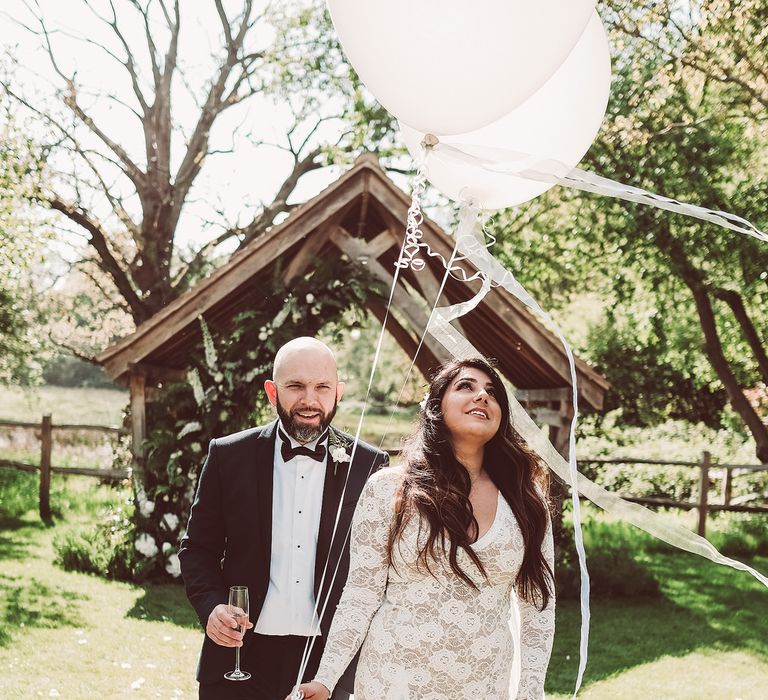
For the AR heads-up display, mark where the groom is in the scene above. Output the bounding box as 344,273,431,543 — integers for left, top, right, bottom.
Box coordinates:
179,337,389,699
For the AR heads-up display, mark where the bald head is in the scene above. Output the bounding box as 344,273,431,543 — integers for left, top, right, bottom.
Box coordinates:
272,337,337,383
265,337,344,442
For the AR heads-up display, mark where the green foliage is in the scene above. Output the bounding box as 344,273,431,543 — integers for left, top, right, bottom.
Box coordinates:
558,508,768,603
0,470,46,521
0,107,50,385
558,515,661,600
491,1,768,444
53,501,135,581
134,256,380,580
688,512,768,559
0,469,76,522
586,313,727,428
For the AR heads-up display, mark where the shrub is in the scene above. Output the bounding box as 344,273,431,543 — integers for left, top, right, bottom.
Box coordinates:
53,500,136,581
557,518,661,600
0,469,40,520
707,512,768,558
0,468,66,521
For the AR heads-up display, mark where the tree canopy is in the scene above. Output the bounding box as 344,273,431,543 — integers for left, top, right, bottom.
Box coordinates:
1,0,393,329
494,0,768,458
0,106,49,383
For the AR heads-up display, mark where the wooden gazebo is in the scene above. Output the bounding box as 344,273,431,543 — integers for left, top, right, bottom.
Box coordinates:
97,154,608,472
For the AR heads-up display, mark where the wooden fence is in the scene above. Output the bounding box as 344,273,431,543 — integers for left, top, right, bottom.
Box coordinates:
2,418,767,534
0,415,129,523
579,451,768,536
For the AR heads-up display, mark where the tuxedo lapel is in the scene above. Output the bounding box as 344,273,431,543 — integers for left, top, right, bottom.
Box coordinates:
253,421,277,572
314,428,348,599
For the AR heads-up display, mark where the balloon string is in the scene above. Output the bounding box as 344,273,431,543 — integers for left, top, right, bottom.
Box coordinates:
426,203,591,696
293,165,441,690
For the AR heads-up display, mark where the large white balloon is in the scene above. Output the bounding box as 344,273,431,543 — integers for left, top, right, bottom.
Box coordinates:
328,0,596,136
400,12,612,209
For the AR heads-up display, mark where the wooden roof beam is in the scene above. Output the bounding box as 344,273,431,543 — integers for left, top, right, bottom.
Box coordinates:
330,226,452,366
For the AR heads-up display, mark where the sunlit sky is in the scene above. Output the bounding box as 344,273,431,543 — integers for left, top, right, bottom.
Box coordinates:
1,0,361,261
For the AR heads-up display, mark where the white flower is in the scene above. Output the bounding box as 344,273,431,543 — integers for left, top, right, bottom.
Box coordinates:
305,293,315,303
213,372,224,384
162,542,172,554
258,330,268,341
187,368,205,406
135,533,158,558
162,512,180,531
139,500,155,517
329,445,351,463
176,422,201,440
165,554,181,578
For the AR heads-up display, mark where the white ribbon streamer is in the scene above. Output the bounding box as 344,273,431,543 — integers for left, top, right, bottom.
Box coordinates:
429,141,768,242
429,204,591,696
422,191,768,696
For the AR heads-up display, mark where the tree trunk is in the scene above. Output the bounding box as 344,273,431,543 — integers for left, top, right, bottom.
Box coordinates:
659,230,768,462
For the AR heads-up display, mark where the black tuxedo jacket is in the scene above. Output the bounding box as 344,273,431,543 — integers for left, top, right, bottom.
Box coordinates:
178,421,389,691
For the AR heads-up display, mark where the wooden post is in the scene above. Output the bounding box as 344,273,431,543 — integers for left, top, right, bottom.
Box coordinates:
723,467,733,506
39,414,53,524
697,451,711,537
129,368,147,477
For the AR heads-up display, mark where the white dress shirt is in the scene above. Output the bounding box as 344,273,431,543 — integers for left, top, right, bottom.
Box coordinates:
254,422,327,636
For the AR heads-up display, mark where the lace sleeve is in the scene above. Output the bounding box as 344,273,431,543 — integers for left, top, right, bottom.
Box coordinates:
514,515,556,700
313,468,398,693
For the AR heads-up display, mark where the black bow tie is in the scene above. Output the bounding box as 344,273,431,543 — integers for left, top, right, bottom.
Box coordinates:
279,429,327,463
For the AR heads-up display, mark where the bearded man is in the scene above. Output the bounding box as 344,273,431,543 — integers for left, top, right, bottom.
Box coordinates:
179,337,389,700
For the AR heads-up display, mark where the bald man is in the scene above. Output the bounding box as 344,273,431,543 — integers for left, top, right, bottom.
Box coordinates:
179,338,389,700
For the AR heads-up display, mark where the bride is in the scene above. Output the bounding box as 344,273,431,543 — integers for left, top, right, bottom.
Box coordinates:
291,357,555,699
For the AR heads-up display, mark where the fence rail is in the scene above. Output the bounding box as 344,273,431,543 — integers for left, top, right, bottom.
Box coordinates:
579,451,768,535
0,414,128,523
2,418,768,532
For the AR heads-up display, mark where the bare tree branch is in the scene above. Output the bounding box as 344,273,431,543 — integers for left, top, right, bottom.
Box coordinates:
235,145,323,248
48,198,147,322
712,286,768,385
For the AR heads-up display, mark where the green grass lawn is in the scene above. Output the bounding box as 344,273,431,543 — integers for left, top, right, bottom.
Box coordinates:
1,387,767,697
2,478,767,698
0,476,201,699
546,549,768,699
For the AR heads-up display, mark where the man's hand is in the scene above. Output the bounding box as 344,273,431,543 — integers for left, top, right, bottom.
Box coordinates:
206,603,254,647
286,681,330,699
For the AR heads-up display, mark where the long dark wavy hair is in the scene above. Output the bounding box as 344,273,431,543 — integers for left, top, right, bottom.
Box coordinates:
388,358,554,609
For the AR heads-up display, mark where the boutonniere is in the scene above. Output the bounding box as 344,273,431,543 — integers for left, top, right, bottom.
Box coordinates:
328,429,351,474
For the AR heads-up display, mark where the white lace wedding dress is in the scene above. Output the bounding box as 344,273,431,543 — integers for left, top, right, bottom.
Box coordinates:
314,467,555,700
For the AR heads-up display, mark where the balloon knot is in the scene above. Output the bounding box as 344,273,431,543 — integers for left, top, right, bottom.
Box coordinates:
421,133,439,150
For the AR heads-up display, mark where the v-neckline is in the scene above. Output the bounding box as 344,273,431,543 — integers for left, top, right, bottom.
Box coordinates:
471,489,501,549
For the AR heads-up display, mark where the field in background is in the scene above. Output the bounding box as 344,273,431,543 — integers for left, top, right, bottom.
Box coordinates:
0,385,128,426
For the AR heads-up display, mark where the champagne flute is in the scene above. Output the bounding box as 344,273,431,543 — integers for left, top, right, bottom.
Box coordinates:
224,585,251,681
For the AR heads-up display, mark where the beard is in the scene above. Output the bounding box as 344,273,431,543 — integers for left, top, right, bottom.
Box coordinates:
275,393,338,443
